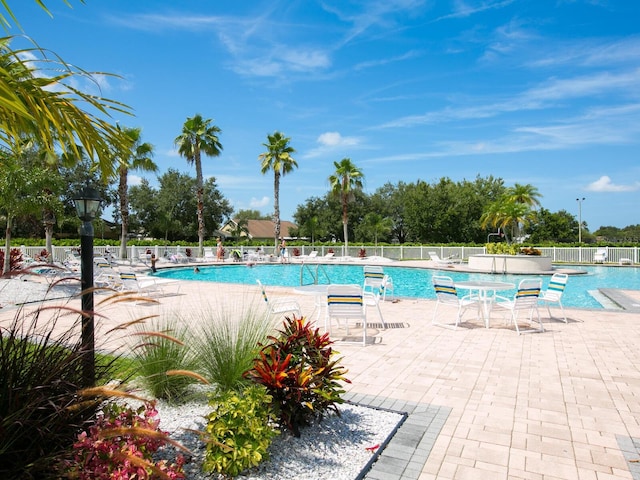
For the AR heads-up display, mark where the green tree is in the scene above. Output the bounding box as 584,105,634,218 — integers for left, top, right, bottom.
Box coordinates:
234,209,270,223
328,158,364,249
0,152,51,273
117,126,156,259
507,183,542,208
259,131,297,248
202,177,233,238
357,212,393,252
175,114,223,256
528,208,578,243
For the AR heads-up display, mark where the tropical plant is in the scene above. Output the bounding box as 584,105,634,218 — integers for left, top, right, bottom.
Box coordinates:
0,308,119,479
329,158,364,250
60,401,186,479
0,38,131,181
175,114,223,257
259,131,297,248
244,316,350,437
202,384,278,477
0,247,22,271
189,301,273,391
130,318,199,403
117,126,156,260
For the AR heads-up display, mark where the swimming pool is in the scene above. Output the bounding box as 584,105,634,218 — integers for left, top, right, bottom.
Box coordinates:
154,263,640,309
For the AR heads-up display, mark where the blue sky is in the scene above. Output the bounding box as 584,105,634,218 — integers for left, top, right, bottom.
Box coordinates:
10,0,640,231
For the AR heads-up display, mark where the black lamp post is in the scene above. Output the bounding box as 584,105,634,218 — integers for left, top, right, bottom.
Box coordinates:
73,185,102,388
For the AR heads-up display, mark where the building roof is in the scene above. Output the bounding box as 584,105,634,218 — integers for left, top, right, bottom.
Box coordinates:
221,219,298,240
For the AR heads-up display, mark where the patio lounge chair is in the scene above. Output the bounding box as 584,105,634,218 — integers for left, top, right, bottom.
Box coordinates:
594,248,607,264
493,278,543,334
94,257,121,289
431,275,478,329
299,250,319,262
539,273,568,323
326,284,369,346
118,271,181,297
256,280,302,322
429,252,459,268
203,247,216,262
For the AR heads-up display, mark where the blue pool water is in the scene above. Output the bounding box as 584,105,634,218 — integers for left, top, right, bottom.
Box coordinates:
154,263,640,309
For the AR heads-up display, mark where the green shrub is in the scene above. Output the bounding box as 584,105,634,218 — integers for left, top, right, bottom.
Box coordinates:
0,310,119,479
486,242,519,255
203,384,278,477
130,317,199,403
244,316,351,436
189,301,274,392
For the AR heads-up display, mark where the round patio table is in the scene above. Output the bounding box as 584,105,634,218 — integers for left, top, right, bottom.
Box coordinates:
454,280,515,328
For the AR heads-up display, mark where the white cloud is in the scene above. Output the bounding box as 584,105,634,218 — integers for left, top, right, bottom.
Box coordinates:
128,174,143,186
303,131,363,159
250,196,270,208
317,131,359,147
586,176,640,192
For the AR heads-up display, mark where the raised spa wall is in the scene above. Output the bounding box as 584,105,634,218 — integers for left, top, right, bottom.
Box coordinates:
468,254,553,274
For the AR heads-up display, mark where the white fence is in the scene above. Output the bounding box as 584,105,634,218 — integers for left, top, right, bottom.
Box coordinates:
18,244,639,265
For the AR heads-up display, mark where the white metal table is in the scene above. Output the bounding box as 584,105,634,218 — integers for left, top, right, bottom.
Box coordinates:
293,284,329,326
454,280,515,328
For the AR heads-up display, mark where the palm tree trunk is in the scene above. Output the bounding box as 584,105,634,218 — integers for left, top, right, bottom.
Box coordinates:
3,217,12,275
119,169,128,260
273,172,281,249
342,192,349,250
195,152,205,257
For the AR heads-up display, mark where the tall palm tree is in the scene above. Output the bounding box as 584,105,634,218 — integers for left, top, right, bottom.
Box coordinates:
118,126,156,260
508,183,542,208
175,114,222,257
259,132,297,249
329,158,364,250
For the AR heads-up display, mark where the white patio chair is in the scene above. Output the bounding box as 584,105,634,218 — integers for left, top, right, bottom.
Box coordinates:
431,275,478,329
363,265,385,294
363,265,395,302
118,270,181,298
493,278,543,334
203,247,216,262
256,280,302,322
594,248,607,264
94,256,121,289
326,284,368,346
539,273,568,323
429,251,459,268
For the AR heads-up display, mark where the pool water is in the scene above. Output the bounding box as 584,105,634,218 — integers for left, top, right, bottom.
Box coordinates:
154,263,640,309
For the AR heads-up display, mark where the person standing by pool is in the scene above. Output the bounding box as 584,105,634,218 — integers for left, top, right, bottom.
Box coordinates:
279,238,288,263
216,237,224,262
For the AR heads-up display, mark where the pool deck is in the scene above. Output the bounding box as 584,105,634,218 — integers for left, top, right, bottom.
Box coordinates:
2,260,640,479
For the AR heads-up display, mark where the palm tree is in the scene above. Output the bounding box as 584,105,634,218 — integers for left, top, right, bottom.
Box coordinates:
329,158,364,250
118,126,156,260
361,213,393,254
0,39,131,181
175,114,222,257
259,132,297,249
508,183,542,208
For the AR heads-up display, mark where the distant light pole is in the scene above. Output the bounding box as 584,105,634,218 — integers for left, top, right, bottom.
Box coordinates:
73,185,102,388
576,197,585,243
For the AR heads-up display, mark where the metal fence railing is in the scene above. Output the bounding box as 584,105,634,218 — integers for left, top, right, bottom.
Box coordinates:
17,244,639,265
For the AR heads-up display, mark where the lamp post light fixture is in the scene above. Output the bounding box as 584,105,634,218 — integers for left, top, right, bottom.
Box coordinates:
576,197,585,244
73,185,102,388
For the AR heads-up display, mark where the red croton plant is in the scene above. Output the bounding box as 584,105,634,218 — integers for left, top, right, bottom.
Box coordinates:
244,316,351,437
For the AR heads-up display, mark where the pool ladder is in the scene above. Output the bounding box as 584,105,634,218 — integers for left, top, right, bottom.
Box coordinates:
299,263,330,285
